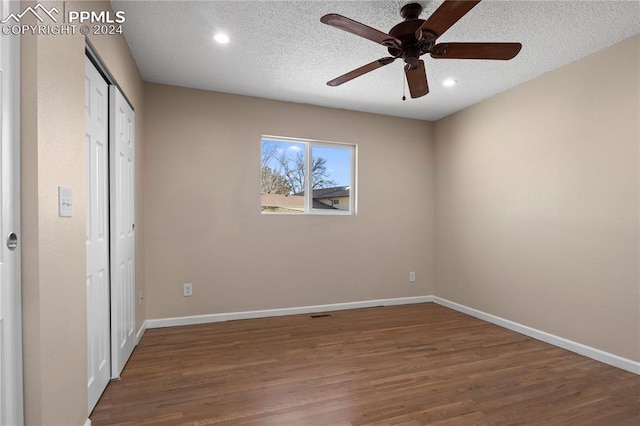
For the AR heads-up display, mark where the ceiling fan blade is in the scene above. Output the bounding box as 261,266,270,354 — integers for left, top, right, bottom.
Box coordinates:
327,57,396,87
321,14,402,48
415,0,481,41
404,60,429,99
431,42,522,60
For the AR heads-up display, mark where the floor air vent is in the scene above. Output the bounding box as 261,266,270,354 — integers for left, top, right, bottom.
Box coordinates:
310,313,334,319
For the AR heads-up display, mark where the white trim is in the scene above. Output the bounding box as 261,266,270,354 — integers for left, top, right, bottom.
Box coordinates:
144,295,639,376
433,296,640,375
136,321,147,343
84,419,92,426
262,134,356,149
1,0,23,424
146,296,434,329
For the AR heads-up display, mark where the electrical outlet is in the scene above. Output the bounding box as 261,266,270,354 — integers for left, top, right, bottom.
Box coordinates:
183,283,193,297
409,271,416,282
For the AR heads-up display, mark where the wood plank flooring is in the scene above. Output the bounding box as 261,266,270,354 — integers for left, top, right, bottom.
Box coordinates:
90,303,640,425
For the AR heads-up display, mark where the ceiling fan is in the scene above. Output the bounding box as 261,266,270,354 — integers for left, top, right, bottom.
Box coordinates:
320,0,522,99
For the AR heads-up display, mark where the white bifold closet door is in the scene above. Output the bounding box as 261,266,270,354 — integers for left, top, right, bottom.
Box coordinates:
86,56,111,414
109,85,136,379
86,57,136,415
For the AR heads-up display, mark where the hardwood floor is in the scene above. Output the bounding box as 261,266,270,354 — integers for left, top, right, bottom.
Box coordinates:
90,303,640,425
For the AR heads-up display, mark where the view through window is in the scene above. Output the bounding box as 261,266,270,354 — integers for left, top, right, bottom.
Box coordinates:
261,137,356,214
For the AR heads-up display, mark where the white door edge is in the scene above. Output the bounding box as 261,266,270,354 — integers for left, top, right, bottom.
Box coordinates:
0,0,23,424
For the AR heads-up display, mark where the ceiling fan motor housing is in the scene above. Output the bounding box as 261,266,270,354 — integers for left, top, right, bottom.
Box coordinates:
388,21,433,64
388,3,435,64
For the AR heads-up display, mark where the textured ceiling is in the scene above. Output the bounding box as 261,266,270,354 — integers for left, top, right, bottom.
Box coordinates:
111,0,640,121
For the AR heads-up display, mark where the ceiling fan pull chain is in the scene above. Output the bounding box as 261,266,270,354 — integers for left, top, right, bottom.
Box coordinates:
402,71,406,101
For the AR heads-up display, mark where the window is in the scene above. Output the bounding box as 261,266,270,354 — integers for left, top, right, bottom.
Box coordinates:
261,136,356,214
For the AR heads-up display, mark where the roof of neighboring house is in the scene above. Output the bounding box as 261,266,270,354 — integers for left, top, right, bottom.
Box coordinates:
295,186,350,199
261,193,340,210
261,194,303,209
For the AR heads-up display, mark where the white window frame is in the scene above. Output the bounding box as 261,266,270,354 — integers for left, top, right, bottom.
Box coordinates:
261,135,357,215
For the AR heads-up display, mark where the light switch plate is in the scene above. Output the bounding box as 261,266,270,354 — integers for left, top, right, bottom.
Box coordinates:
58,186,73,217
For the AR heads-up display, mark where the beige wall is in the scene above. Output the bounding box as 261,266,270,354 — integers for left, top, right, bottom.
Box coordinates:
434,35,640,361
21,1,144,424
143,84,434,319
21,7,86,423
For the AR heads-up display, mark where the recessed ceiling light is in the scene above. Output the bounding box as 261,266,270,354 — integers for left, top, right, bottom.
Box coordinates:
214,32,230,44
443,79,457,87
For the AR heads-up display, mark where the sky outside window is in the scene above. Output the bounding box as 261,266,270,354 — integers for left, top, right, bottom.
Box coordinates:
311,145,351,187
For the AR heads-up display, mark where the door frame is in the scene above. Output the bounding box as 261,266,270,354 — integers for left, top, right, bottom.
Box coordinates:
86,40,134,114
1,0,23,423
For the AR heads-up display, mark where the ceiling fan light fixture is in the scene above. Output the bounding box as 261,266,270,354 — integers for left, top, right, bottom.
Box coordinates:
214,32,230,44
443,79,457,87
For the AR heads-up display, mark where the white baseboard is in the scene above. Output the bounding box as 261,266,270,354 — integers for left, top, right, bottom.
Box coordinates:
84,419,92,426
433,296,640,375
145,295,434,329
141,294,638,376
136,320,147,344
